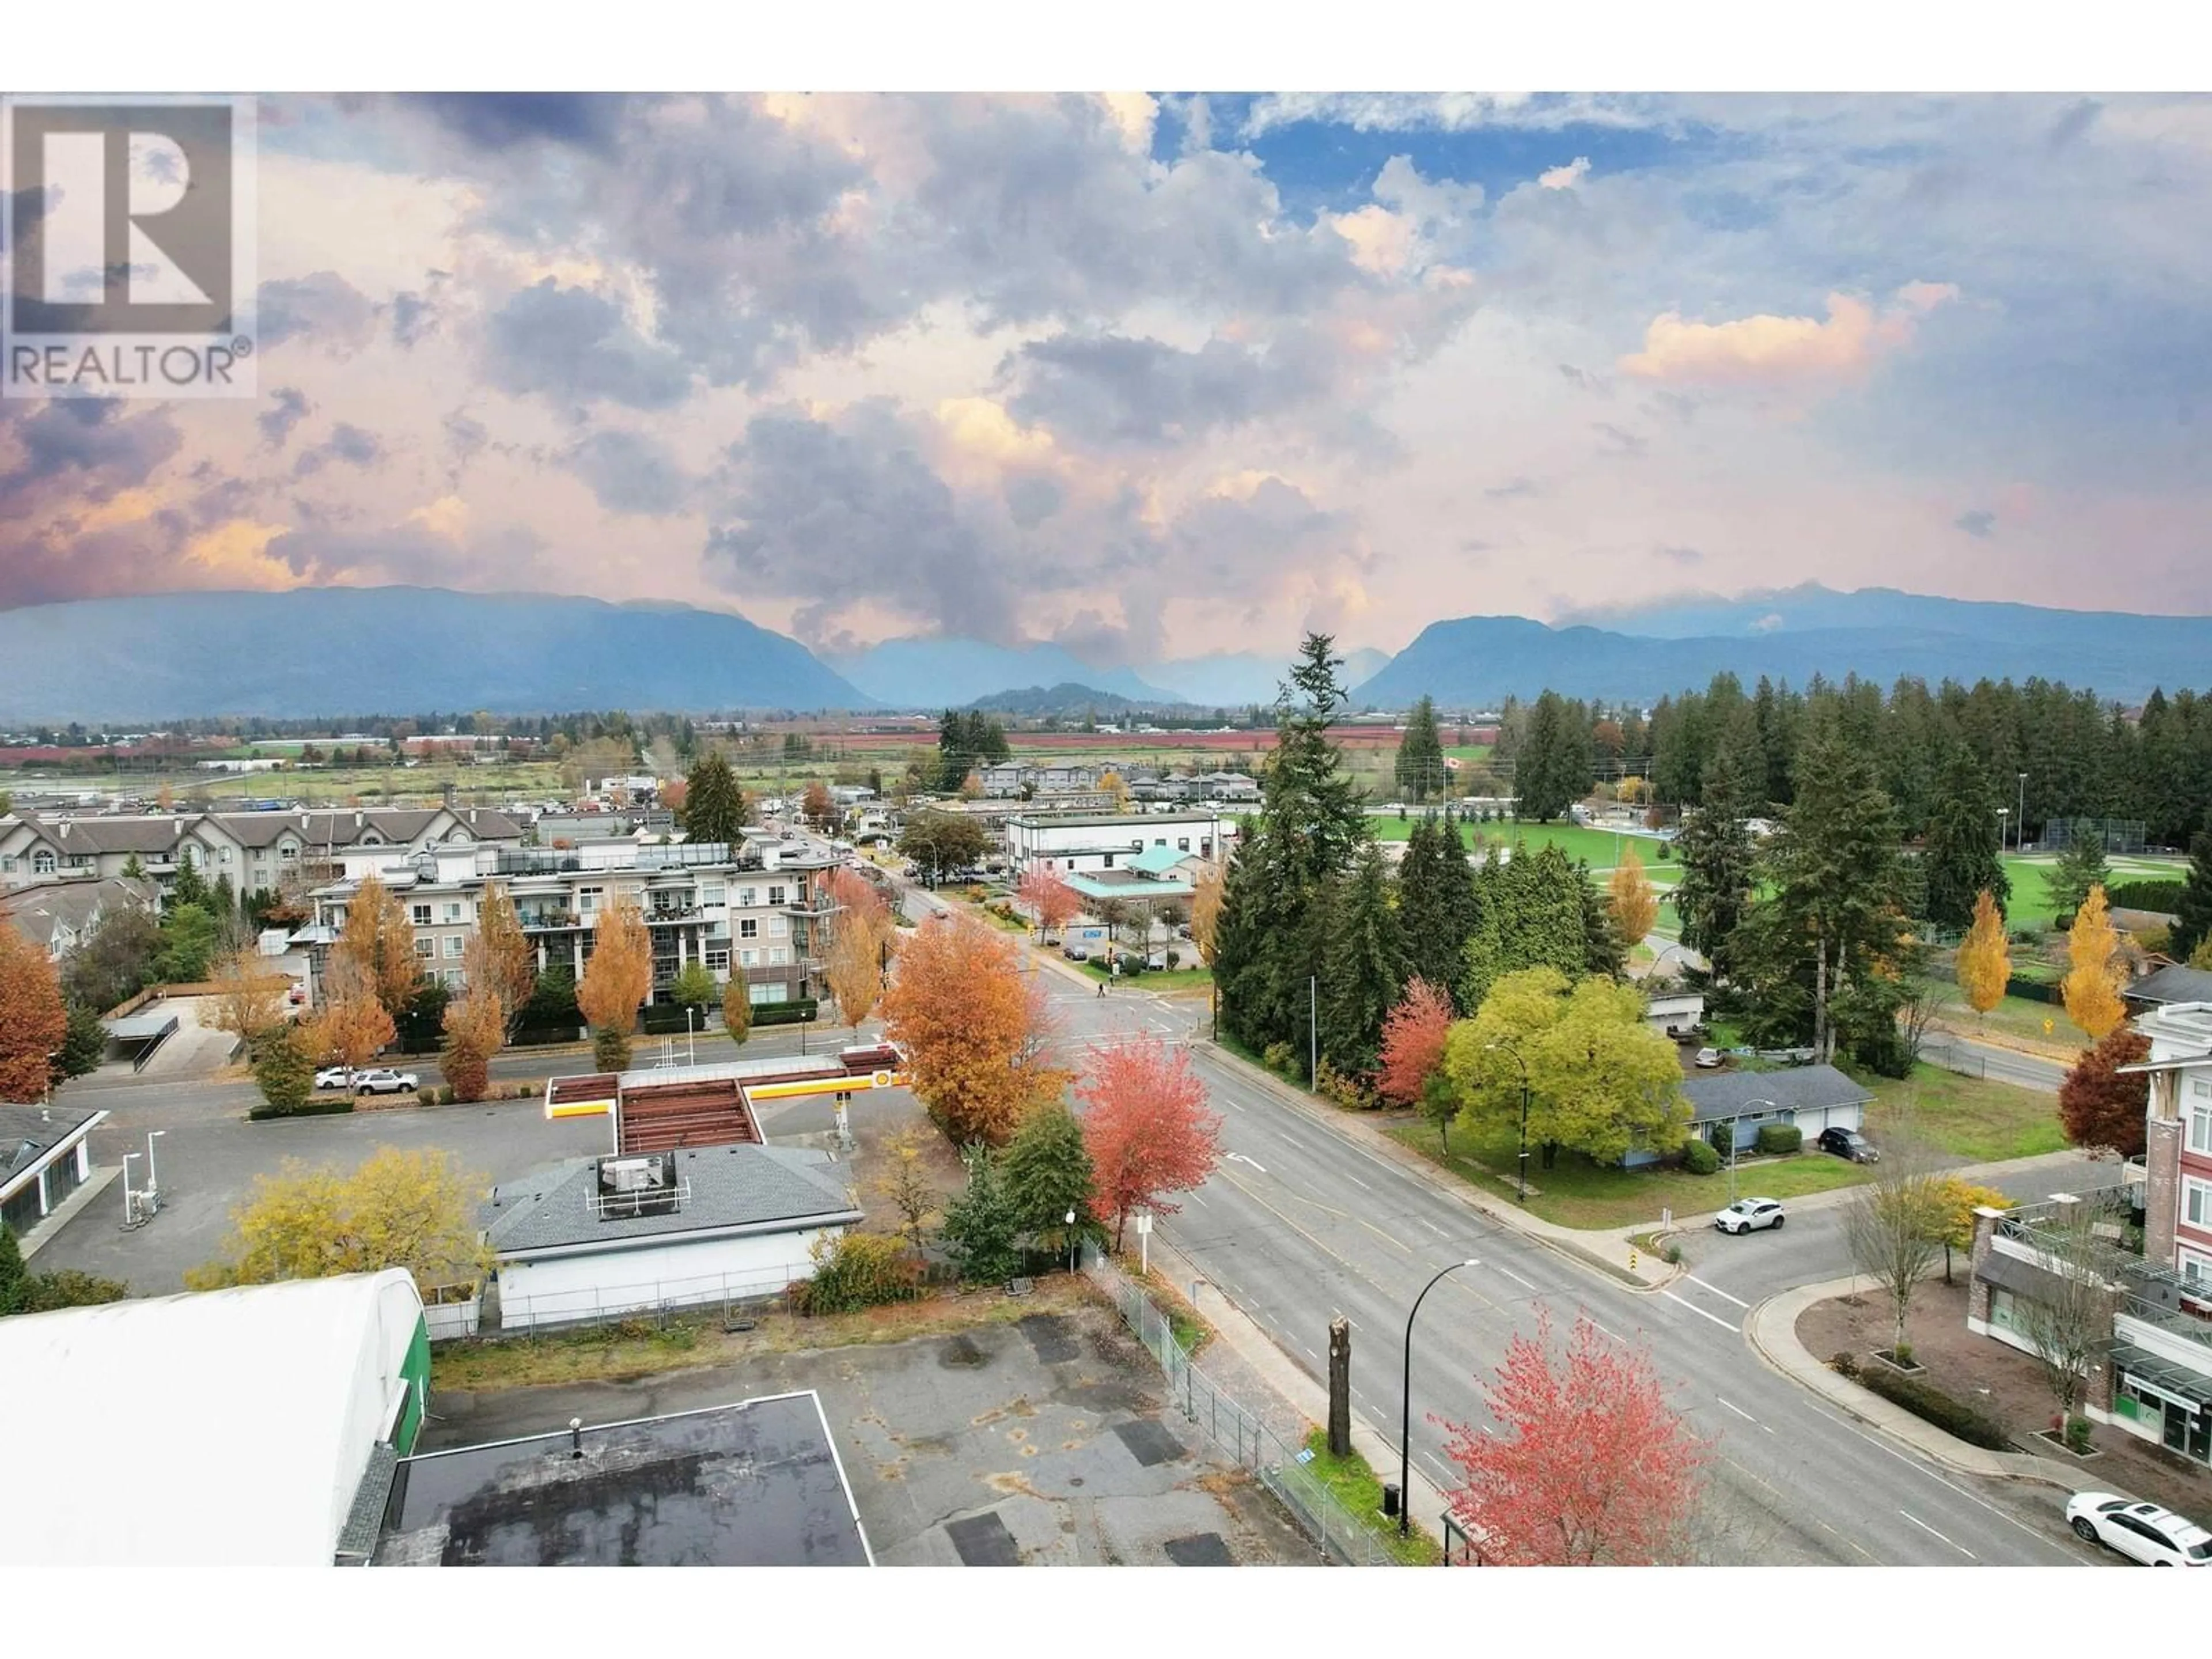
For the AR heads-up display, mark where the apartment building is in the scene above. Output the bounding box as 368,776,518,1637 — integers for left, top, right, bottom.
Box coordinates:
300,836,839,1009
0,806,525,899
0,873,158,963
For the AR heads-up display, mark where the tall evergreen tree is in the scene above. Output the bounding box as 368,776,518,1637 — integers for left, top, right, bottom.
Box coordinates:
1921,744,2011,930
1514,691,1593,822
1740,724,1907,1062
1462,842,1597,1010
1397,817,1475,1009
1395,695,1448,804
2048,828,2111,925
1671,743,1758,983
1214,636,1369,1055
681,751,748,846
1320,844,1406,1077
2173,820,2212,964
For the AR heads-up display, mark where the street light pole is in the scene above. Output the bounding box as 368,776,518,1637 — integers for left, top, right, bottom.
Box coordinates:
1486,1041,1532,1203
1065,1208,1078,1275
1402,1258,1480,1536
2017,773,2028,853
120,1152,140,1226
1309,974,1318,1087
146,1129,165,1197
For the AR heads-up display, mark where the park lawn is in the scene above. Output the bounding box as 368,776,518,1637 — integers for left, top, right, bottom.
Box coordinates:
1996,851,2188,931
1300,1429,1444,1566
1387,1121,1870,1231
1367,817,1667,873
1080,959,1211,989
1856,1062,2067,1163
1942,993,2081,1056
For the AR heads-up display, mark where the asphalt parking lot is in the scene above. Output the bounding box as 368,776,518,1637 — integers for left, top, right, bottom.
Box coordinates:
424,1304,1312,1566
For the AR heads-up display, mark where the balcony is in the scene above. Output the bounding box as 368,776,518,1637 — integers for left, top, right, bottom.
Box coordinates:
647,906,703,925
518,910,582,930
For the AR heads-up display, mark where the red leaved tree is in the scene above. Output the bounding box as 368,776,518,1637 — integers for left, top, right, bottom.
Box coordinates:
2058,1028,2150,1157
1017,868,1081,941
1079,1034,1222,1250
1376,978,1455,1107
1439,1310,1711,1565
0,921,69,1101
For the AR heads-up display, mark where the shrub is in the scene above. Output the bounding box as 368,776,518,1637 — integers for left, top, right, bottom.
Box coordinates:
1850,1022,1914,1080
2134,925,2173,958
1314,1057,1373,1110
1892,1340,1915,1367
2065,1414,2094,1455
436,1085,457,1106
1830,1351,1860,1379
1656,842,1672,861
1855,1363,2013,1450
788,1231,921,1315
1262,1041,1300,1078
1680,1138,1721,1175
1755,1123,1802,1156
416,1086,436,1107
1165,949,1180,968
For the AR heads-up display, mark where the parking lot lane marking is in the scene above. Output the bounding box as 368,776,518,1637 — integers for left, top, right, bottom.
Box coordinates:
1687,1274,1750,1309
1899,1510,1976,1561
1715,1397,1758,1423
1494,1265,1538,1292
1661,1289,1740,1332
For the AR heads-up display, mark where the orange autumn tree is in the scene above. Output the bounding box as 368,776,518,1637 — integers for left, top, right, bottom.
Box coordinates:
1440,1310,1711,1566
880,914,1066,1146
334,872,420,1019
440,988,505,1103
1079,1034,1222,1251
1953,888,2012,1024
577,900,653,1070
1017,868,1081,942
467,883,538,1037
1607,846,1659,948
310,952,397,1083
823,867,897,1032
0,921,69,1100
2061,884,2127,1040
1376,978,1455,1108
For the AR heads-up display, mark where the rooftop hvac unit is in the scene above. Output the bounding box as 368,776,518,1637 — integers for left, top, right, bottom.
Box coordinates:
600,1155,669,1195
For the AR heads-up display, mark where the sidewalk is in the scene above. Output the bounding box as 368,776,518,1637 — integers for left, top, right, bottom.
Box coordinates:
1146,1232,1454,1546
1745,1274,2134,1497
19,1166,122,1262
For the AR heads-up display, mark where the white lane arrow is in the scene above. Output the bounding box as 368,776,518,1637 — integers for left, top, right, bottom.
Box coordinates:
1225,1152,1268,1176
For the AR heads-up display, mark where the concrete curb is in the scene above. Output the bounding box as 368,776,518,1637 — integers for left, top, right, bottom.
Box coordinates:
1744,1276,2129,1496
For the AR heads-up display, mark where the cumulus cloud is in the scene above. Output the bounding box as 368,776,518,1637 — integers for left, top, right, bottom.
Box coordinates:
291,423,385,479
1617,283,1959,389
1539,157,1592,190
481,280,692,411
257,271,378,351
566,429,694,516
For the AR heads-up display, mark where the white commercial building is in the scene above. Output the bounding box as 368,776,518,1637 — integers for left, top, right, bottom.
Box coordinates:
0,1270,431,1566
1005,810,1235,877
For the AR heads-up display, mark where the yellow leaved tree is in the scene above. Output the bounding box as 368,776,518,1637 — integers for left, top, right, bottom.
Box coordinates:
2061,885,2127,1041
1607,845,1659,948
1953,889,2012,1025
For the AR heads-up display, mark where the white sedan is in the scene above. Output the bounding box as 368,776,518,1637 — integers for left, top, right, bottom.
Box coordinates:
2066,1493,2212,1566
1714,1197,1786,1235
313,1066,354,1091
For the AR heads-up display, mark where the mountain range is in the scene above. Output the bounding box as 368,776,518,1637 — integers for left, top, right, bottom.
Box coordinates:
1355,586,2212,708
2,584,2208,722
965,683,1146,716
0,588,869,722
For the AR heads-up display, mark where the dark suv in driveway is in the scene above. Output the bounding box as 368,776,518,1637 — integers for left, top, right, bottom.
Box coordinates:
1816,1126,1880,1163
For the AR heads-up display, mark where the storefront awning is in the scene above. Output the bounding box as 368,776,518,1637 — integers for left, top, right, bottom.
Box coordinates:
2111,1343,2212,1410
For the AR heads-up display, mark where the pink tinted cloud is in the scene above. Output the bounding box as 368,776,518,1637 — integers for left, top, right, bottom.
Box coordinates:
1618,283,1957,389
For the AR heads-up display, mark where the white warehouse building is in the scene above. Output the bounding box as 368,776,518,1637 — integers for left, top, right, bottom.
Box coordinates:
1005,810,1236,878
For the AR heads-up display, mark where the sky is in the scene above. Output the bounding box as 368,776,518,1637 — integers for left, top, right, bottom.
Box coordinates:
4,89,2211,670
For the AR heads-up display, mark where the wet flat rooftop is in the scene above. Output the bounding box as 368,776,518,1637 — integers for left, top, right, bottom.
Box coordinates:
373,1391,872,1567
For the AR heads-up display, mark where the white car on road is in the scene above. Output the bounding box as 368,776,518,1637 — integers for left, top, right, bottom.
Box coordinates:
314,1067,354,1091
1714,1197,1786,1235
349,1067,419,1096
2066,1494,2212,1565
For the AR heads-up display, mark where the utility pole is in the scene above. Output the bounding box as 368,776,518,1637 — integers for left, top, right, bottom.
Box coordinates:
1309,974,1318,1087
1327,1317,1353,1457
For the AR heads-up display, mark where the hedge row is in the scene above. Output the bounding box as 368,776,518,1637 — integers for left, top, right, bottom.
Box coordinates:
249,1097,354,1122
1854,1362,2014,1450
2108,879,2185,913
1755,1123,1803,1156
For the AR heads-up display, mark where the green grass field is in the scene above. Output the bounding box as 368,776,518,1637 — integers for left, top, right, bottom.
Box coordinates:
1386,1121,1870,1230
1858,1062,2067,1162
1368,817,1670,872
1994,851,2187,931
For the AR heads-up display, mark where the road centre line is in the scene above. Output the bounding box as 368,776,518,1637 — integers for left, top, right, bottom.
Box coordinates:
1344,1171,1374,1192
1687,1274,1750,1309
1661,1289,1741,1332
1715,1397,1758,1423
1359,1219,1414,1256
1419,1218,1449,1238
1494,1265,1538,1292
1899,1510,1976,1560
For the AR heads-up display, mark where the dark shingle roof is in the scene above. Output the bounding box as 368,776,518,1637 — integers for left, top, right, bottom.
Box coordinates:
1680,1063,1873,1123
2127,964,2212,1007
485,1144,859,1255
0,1102,102,1179
28,813,184,854
0,876,154,947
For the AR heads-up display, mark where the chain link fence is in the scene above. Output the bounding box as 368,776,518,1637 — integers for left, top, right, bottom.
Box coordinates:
1088,1257,1399,1566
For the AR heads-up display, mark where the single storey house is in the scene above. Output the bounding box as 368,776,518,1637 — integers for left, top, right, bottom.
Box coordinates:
1623,1064,1873,1166
1644,990,1706,1040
